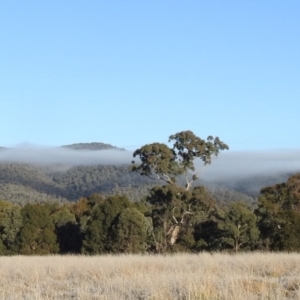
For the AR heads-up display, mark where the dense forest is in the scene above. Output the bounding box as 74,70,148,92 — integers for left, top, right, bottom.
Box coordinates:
0,134,299,255
0,171,299,255
0,162,262,205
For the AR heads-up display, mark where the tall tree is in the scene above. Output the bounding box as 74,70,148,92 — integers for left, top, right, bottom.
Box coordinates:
146,183,216,253
132,130,227,252
132,130,228,190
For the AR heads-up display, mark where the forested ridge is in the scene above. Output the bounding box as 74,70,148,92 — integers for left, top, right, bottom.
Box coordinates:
0,136,299,255
0,142,290,205
0,142,155,203
0,163,158,203
0,162,280,205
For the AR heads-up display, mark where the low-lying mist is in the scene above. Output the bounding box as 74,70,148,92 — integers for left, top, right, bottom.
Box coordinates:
0,146,299,183
200,150,300,182
0,147,133,166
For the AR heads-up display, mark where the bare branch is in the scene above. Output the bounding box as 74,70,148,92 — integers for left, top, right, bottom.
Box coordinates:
180,210,193,224
162,174,174,185
172,207,179,224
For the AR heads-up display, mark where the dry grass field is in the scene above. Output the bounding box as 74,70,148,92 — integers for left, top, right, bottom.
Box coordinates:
0,253,300,299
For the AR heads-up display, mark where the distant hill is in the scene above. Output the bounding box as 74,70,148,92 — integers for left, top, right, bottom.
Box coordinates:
0,159,258,205
0,161,286,206
61,142,125,151
0,163,158,204
0,142,296,205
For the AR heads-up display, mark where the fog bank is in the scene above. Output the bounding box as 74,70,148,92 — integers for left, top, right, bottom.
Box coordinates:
0,147,133,166
0,147,300,181
199,150,300,181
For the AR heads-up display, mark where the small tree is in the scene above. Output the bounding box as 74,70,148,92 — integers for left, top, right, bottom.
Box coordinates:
111,207,152,254
219,202,259,252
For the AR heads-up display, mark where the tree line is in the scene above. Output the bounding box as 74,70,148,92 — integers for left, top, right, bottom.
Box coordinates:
0,130,300,255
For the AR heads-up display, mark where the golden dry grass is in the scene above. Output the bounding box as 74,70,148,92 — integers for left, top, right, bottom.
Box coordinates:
0,253,300,299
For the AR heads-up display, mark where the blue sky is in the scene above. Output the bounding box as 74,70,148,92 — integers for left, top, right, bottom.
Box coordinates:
1,1,300,151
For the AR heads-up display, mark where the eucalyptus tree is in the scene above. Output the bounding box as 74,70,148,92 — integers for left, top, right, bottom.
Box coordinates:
132,130,228,252
132,130,228,190
146,184,216,253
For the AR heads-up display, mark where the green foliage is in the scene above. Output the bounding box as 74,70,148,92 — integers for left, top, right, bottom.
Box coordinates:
133,130,228,189
51,205,76,227
0,239,5,255
218,202,259,252
111,208,152,254
4,137,300,255
169,130,229,169
82,195,133,254
132,143,178,183
256,173,300,251
0,206,22,254
0,200,22,254
276,211,300,251
0,163,156,204
146,185,215,253
132,130,228,252
17,203,59,255
194,219,223,251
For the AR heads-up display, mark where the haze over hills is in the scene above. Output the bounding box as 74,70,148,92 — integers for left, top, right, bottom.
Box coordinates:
0,142,131,166
0,142,156,204
0,142,298,205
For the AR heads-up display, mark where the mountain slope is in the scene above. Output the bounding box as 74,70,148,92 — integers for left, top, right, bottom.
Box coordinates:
0,143,296,205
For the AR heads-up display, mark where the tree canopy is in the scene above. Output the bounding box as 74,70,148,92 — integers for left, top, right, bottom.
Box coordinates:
132,130,229,252
132,130,229,190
